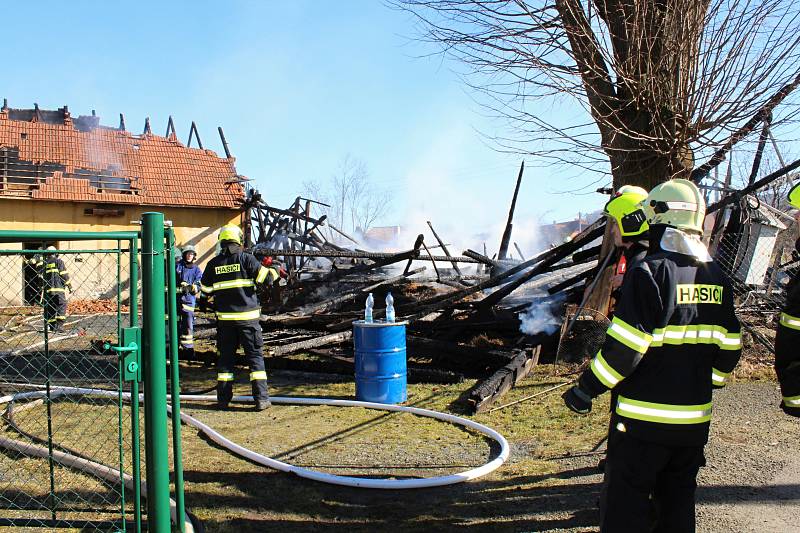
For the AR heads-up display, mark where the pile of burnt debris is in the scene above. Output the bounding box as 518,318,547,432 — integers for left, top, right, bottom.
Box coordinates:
190,154,800,413
191,168,608,413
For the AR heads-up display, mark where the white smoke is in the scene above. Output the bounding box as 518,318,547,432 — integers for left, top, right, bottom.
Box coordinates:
518,295,565,336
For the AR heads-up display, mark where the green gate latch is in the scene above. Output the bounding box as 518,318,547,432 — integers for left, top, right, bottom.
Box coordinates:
105,327,142,382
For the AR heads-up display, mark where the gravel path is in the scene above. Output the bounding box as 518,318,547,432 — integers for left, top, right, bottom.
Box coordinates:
547,381,800,532
696,381,800,533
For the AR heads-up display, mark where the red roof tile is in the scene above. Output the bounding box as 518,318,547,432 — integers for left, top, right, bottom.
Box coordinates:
0,109,244,208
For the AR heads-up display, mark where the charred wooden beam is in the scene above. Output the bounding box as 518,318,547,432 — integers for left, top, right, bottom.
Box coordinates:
324,220,604,331
306,266,426,313
268,331,352,357
250,248,482,264
269,351,465,384
572,244,602,263
514,242,526,261
464,249,499,269
467,345,541,414
406,335,515,367
417,220,603,316
421,241,441,281
427,221,463,276
546,265,598,295
498,161,525,260
403,234,425,275
474,222,605,310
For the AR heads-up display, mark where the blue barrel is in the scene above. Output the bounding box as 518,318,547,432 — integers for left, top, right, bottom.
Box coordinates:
353,320,408,404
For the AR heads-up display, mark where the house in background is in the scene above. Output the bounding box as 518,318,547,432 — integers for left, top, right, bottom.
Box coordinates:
0,102,246,303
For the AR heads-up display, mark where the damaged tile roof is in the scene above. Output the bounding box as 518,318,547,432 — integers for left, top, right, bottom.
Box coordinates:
0,105,244,209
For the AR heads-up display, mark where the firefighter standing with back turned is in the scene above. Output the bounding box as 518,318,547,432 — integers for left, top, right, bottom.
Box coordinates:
774,184,800,417
563,179,742,532
596,185,650,478
176,245,203,360
43,245,71,332
200,225,280,411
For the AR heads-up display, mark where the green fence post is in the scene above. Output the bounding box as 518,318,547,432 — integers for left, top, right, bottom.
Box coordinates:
166,227,186,532
130,237,143,533
141,212,171,533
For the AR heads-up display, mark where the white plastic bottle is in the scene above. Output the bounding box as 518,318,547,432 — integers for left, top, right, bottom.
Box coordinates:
365,293,374,323
385,291,395,322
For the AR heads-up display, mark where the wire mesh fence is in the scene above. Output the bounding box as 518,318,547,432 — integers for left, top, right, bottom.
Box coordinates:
712,213,799,350
714,231,795,309
0,247,139,529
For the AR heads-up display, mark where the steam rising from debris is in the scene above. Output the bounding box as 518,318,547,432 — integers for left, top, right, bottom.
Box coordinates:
518,295,565,336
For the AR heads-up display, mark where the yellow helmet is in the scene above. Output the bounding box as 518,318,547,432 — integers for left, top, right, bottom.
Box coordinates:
604,185,649,237
788,182,800,209
218,225,243,245
643,179,705,234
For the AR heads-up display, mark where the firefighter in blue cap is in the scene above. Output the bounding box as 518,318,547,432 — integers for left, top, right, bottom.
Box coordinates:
176,245,203,359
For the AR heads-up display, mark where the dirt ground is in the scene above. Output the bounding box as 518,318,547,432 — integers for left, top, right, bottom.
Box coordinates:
173,363,800,532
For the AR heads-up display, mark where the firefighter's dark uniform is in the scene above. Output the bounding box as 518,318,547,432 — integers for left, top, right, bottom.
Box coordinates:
577,228,741,532
43,254,71,332
25,254,44,305
603,240,649,445
176,259,203,352
200,245,279,405
774,271,800,416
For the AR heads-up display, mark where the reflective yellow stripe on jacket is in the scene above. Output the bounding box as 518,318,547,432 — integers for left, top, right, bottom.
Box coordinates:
256,266,279,284
784,394,800,408
616,396,713,425
250,371,267,381
607,316,652,353
711,367,731,386
213,279,255,291
590,351,624,389
650,324,741,351
779,312,800,331
215,309,261,321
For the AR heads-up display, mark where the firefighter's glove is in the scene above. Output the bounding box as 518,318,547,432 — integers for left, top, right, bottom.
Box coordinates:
65,284,72,294
181,285,190,295
562,385,592,415
189,285,198,295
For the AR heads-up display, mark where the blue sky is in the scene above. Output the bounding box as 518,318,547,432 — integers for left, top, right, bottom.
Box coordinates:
4,1,606,253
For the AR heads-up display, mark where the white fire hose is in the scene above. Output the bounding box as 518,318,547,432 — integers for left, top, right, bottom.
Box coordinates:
0,386,510,520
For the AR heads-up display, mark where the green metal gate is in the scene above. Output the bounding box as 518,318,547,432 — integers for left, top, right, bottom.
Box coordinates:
0,212,184,532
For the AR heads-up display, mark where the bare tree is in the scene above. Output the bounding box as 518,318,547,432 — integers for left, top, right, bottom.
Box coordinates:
395,0,800,189
302,155,391,241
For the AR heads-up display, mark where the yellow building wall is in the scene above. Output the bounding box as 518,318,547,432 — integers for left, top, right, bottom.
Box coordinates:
0,199,242,306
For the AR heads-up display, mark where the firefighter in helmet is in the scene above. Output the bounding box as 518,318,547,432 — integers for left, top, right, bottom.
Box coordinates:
43,245,71,332
774,183,800,416
563,179,741,532
604,185,650,296
200,225,280,410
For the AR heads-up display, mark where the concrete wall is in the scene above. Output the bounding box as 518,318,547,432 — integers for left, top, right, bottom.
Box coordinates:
0,198,242,306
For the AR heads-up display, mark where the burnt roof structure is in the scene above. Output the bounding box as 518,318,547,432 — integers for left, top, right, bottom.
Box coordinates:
0,101,244,209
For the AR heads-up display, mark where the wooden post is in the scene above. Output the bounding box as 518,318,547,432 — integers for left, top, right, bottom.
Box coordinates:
427,221,463,276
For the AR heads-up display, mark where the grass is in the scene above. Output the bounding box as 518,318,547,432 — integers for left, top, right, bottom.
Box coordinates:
176,361,610,532
1,349,773,532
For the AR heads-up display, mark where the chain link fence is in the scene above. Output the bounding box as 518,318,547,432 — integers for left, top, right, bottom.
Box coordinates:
712,204,799,351
0,247,139,529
